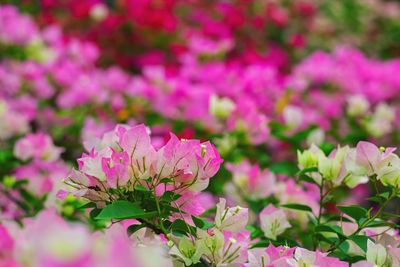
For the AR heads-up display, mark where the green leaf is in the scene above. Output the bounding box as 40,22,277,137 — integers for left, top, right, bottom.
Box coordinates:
134,185,149,191
298,174,318,184
348,235,370,252
191,216,214,230
315,233,338,245
200,207,216,217
250,240,270,248
296,164,318,186
90,208,101,219
319,142,335,155
364,220,397,228
368,192,390,204
160,191,181,202
269,161,299,176
169,219,196,236
281,203,313,212
96,201,157,220
127,224,146,236
78,202,96,210
246,225,264,239
382,212,400,219
337,205,368,222
159,178,173,184
325,214,353,223
297,167,318,176
314,225,345,238
12,179,28,189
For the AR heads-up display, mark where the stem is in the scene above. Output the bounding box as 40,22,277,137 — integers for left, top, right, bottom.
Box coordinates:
152,185,168,234
313,178,326,250
317,179,325,224
328,189,396,253
200,257,212,267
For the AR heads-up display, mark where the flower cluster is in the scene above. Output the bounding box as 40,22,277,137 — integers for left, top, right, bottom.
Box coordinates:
298,141,400,188
1,3,400,267
64,124,222,204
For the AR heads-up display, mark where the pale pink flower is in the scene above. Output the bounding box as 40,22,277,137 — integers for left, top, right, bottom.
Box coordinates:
215,198,248,233
14,133,63,162
259,204,291,240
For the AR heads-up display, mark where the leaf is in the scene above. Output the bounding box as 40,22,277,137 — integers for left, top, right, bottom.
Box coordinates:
90,208,101,219
299,174,318,184
382,212,400,219
159,178,173,184
297,167,318,176
315,233,338,245
96,200,157,220
337,205,368,222
348,235,370,252
364,220,397,228
319,142,335,155
191,216,214,230
281,203,313,212
325,214,353,223
368,192,390,204
78,202,96,210
127,224,146,236
246,225,264,239
134,185,149,191
12,179,28,189
200,207,216,217
297,167,318,185
160,191,181,202
250,240,270,249
314,225,345,238
169,219,196,236
269,161,299,176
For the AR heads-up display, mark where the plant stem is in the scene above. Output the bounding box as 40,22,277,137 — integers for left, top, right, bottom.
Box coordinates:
317,179,325,224
327,189,396,253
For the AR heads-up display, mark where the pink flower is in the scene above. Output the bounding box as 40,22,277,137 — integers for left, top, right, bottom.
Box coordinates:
118,124,156,180
0,5,39,45
0,225,14,259
14,160,69,196
293,248,348,267
226,160,276,199
14,133,63,162
247,244,295,267
101,149,130,188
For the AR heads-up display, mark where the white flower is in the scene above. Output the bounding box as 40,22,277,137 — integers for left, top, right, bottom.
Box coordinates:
347,95,370,117
366,240,388,266
283,105,303,130
209,94,236,119
259,204,291,240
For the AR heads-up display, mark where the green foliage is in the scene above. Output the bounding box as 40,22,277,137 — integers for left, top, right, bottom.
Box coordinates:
191,216,214,230
336,205,368,222
96,200,158,220
281,203,313,212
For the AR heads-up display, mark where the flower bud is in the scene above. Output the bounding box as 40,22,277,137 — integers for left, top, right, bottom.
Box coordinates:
297,144,324,170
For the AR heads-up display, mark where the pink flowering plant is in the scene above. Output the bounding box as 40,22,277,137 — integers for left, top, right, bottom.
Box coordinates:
2,3,400,267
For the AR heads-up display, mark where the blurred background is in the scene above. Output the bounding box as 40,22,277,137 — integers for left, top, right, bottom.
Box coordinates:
2,0,400,218
4,0,400,70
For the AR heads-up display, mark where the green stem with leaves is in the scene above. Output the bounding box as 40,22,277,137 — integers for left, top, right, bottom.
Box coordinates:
328,188,397,254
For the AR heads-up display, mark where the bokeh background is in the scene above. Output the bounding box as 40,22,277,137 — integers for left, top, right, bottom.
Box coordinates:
1,0,400,240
